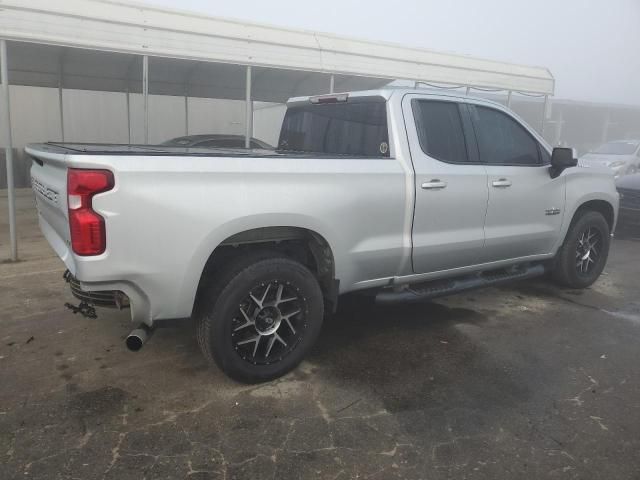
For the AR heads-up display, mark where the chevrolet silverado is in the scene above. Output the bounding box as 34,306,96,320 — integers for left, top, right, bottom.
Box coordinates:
27,89,619,382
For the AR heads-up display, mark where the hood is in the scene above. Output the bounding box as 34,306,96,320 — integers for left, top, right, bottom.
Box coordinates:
580,153,634,166
615,172,640,190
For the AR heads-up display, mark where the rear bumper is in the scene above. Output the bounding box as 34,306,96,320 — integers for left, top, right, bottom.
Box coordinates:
64,270,129,309
61,268,154,326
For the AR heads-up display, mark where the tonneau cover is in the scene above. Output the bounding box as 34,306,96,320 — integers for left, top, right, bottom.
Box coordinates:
27,142,282,157
26,142,379,159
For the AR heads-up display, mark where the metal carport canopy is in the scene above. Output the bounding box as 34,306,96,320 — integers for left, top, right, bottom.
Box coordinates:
0,0,555,263
0,0,555,96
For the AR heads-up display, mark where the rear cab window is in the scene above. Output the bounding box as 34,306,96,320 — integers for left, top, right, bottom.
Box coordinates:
278,98,390,157
411,99,471,164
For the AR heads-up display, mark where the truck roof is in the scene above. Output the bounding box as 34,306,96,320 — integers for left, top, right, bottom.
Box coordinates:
286,87,508,109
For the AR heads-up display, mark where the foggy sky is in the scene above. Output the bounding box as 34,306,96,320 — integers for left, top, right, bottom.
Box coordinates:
143,0,640,106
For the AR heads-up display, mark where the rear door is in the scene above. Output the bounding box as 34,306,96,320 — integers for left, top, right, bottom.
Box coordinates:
403,95,489,273
467,104,565,262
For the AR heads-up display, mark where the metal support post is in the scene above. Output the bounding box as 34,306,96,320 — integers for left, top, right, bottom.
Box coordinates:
125,88,131,143
184,94,189,135
1,39,17,261
142,55,149,144
58,71,65,142
541,95,549,137
244,65,253,149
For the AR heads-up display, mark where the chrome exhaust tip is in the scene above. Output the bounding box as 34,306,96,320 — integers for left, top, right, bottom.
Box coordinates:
126,324,153,352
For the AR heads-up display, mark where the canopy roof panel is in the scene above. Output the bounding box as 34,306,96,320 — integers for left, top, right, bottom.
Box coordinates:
5,41,389,103
0,0,554,96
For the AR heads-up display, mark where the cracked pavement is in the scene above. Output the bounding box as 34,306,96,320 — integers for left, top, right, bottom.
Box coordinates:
1,189,640,479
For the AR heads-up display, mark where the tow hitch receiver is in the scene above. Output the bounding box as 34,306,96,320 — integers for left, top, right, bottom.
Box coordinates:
64,301,97,319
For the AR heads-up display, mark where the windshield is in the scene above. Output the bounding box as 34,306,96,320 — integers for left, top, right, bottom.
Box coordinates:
278,101,390,157
592,141,638,155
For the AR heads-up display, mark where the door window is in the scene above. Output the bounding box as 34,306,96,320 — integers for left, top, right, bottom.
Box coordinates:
470,105,541,166
412,100,469,163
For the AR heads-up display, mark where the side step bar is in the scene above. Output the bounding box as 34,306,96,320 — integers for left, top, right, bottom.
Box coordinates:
375,263,546,304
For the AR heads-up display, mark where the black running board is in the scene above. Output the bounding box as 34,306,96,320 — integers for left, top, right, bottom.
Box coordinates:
375,263,546,304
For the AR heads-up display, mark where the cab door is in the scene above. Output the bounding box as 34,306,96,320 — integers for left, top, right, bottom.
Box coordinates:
403,95,489,273
467,104,565,262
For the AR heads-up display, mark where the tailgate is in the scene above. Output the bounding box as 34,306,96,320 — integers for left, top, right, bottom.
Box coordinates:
26,144,72,261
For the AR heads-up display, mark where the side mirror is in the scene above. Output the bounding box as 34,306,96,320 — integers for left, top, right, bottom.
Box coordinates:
550,147,577,178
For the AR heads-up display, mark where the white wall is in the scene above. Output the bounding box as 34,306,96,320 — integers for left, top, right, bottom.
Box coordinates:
129,93,186,144
253,102,286,147
63,89,129,144
2,85,61,148
1,86,253,148
186,97,246,137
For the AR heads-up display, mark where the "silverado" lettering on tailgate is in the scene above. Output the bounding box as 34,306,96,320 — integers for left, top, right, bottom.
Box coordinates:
31,177,59,205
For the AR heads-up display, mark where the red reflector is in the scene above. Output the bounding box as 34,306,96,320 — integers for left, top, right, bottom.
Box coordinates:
67,169,114,256
68,169,113,195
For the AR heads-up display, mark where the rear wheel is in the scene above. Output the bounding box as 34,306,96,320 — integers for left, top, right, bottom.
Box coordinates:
196,252,324,383
553,211,611,289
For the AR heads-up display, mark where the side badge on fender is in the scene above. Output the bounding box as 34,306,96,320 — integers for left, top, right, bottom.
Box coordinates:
545,208,561,216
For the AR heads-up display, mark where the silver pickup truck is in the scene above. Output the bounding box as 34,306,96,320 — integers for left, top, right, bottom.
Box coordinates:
27,89,619,383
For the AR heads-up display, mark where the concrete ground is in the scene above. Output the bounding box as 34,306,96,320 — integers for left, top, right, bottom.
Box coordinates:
1,188,640,480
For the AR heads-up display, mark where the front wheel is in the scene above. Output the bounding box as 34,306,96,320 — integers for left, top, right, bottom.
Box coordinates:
552,210,611,289
196,253,324,383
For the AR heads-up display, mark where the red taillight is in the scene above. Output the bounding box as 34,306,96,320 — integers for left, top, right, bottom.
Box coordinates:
67,168,114,256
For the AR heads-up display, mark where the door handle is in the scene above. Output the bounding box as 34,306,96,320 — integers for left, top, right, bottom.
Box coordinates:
492,178,512,188
421,179,447,190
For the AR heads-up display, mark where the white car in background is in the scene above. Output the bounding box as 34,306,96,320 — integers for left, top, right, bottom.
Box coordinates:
579,140,640,177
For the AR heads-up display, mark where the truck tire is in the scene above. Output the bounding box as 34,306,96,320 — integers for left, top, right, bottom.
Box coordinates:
195,252,324,383
552,210,611,289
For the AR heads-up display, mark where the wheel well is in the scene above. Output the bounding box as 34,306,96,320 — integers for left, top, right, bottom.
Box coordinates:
195,227,337,313
573,200,615,231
